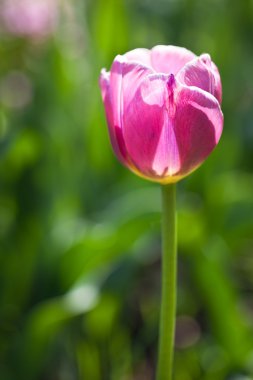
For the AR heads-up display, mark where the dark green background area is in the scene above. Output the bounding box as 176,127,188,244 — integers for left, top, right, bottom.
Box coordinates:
0,0,253,379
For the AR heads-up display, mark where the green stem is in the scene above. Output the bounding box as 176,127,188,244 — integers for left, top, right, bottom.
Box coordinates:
156,183,177,380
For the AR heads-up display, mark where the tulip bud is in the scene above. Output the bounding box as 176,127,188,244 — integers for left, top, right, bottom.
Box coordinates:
99,45,223,184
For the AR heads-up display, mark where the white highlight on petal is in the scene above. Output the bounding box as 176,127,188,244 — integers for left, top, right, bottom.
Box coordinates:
152,111,181,176
140,76,166,107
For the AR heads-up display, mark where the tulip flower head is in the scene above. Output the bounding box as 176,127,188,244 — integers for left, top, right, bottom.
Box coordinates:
99,45,223,184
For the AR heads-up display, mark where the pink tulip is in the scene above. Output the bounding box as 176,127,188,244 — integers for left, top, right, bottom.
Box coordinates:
99,45,223,184
0,0,58,39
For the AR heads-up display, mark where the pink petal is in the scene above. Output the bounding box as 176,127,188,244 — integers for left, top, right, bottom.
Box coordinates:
197,55,222,102
151,45,196,75
177,54,222,103
110,56,154,113
122,74,181,178
201,54,222,103
211,61,222,103
99,69,128,164
173,84,223,176
100,56,154,167
124,48,152,68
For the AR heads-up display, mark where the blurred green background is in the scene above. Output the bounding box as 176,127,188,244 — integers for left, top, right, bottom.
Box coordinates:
0,0,253,379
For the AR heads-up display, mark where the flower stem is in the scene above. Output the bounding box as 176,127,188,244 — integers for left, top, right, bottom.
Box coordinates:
156,183,177,380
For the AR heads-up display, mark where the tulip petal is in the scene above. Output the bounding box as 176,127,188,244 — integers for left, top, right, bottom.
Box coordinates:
177,54,222,103
173,84,223,176
99,69,128,164
110,55,154,116
122,74,181,178
107,56,154,166
100,56,154,167
210,60,222,103
124,48,152,68
200,54,222,102
151,45,196,75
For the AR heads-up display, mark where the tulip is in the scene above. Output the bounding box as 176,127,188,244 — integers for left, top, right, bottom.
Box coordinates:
99,45,223,380
0,0,58,39
99,45,223,184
